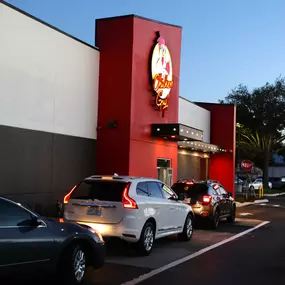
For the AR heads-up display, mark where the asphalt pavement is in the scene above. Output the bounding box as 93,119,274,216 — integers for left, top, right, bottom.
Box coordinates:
7,195,285,285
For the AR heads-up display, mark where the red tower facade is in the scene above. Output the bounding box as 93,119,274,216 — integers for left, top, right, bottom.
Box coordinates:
95,15,182,182
196,103,236,196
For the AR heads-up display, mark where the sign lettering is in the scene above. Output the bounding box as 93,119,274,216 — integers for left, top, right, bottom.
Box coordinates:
151,34,174,117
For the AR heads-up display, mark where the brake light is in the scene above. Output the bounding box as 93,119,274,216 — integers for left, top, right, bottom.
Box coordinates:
122,183,138,209
186,182,194,185
202,195,212,205
63,185,77,204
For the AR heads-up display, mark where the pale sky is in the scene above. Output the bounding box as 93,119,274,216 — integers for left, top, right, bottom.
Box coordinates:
5,0,285,103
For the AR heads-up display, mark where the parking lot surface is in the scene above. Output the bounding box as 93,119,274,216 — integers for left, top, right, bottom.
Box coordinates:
87,215,266,285
7,196,285,285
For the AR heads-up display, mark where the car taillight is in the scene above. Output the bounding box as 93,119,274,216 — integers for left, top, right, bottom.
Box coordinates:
122,183,138,209
63,185,77,204
202,195,212,205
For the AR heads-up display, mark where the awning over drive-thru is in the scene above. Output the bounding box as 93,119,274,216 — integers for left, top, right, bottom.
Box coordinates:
151,123,203,141
178,141,225,153
151,123,225,153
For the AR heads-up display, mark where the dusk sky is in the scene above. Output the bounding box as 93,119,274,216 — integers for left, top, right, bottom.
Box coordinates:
5,0,285,103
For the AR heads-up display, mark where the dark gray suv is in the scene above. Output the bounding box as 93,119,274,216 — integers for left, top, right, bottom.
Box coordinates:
0,197,105,284
172,180,236,229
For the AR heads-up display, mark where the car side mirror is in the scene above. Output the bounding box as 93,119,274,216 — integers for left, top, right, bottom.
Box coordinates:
177,193,185,201
168,194,177,201
228,192,232,197
17,217,39,227
30,217,45,227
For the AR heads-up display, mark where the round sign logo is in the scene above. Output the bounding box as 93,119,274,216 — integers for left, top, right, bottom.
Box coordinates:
241,160,253,171
151,35,174,116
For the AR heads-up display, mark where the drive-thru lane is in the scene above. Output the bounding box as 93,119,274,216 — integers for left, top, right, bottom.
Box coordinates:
122,196,285,285
9,196,285,285
87,207,268,285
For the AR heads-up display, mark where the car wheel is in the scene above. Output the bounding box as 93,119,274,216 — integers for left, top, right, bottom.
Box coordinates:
59,244,87,285
178,213,194,241
227,206,236,223
210,209,220,229
137,221,155,256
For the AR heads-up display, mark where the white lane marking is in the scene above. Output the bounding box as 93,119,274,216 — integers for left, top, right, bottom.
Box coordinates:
254,199,269,204
121,221,270,285
264,192,285,197
273,205,280,207
239,213,253,216
259,203,267,206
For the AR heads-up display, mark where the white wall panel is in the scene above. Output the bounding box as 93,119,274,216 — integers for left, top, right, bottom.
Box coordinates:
178,97,211,143
0,3,99,139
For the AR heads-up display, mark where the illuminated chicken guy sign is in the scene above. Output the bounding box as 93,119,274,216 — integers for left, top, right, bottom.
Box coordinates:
151,34,174,117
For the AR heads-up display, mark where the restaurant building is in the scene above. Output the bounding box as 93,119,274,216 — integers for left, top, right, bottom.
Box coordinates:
0,1,236,214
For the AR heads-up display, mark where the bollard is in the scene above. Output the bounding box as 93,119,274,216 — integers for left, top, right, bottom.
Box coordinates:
258,184,264,198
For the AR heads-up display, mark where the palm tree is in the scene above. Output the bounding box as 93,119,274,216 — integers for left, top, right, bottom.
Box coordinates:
239,130,285,189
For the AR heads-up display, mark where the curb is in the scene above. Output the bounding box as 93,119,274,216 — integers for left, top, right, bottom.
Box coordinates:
236,199,269,208
263,192,285,197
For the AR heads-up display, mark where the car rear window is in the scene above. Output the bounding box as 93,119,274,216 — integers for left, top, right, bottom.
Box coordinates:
70,180,128,202
172,183,208,197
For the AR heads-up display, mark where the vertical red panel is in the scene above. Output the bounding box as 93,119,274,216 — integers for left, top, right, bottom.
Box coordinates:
128,17,182,182
95,17,134,175
196,103,236,196
95,15,182,182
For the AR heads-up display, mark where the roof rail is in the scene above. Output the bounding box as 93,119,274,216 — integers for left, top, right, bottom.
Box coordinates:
177,178,196,183
90,175,102,178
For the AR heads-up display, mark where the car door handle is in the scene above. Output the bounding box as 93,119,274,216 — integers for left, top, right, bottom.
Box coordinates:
170,207,174,210
155,206,159,209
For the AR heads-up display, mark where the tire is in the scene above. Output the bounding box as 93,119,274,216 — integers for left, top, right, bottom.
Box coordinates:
59,244,87,285
178,213,194,241
227,205,236,223
137,221,155,256
210,208,220,229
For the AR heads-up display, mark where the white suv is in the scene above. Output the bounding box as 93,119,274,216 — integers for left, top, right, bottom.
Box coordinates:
63,175,194,255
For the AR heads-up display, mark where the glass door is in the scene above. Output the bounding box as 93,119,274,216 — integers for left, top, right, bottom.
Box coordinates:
157,158,173,186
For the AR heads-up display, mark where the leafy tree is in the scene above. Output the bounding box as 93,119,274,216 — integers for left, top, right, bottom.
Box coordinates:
239,129,285,187
220,77,285,188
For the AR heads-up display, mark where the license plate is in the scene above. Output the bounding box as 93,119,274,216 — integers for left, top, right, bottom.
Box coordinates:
87,207,102,216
